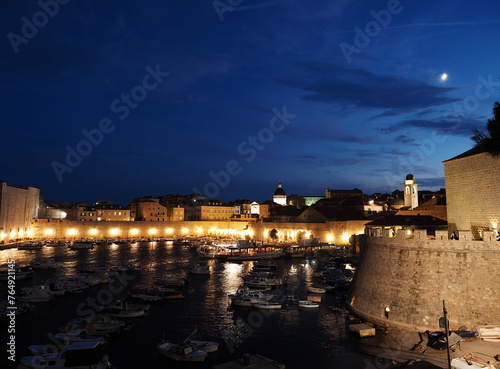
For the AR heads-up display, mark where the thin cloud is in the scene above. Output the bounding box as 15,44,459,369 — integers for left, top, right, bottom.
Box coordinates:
276,62,460,111
379,118,483,136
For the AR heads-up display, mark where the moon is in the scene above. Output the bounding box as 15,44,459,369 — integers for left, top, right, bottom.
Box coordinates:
440,73,448,81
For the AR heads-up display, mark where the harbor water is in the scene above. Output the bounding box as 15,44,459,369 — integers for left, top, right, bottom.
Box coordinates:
0,241,375,369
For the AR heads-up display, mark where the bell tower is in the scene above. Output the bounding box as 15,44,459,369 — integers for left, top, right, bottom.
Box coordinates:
404,174,418,209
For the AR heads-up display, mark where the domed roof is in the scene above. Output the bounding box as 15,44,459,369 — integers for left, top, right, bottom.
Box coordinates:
273,182,286,196
406,173,414,180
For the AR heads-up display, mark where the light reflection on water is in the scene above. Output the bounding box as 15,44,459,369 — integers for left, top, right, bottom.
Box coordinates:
0,242,367,369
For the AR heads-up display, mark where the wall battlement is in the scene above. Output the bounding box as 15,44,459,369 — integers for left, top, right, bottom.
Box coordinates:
348,233,500,332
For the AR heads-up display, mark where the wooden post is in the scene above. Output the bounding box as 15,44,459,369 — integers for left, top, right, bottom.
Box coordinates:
443,300,451,369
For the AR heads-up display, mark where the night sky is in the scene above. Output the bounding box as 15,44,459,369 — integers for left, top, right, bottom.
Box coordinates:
1,1,499,205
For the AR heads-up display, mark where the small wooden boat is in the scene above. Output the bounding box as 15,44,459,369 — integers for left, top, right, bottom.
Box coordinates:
69,241,96,250
298,300,319,308
307,286,326,294
252,301,282,310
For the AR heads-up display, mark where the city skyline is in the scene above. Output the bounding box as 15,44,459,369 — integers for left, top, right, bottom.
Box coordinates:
1,1,499,205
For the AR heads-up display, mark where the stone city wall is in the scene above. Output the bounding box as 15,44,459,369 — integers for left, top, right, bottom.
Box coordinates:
28,219,368,246
30,219,248,240
348,230,500,331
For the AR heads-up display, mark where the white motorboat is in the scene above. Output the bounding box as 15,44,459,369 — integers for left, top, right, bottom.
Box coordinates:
298,300,319,308
73,314,127,335
252,301,282,310
228,287,274,301
245,276,282,289
38,283,67,296
156,274,186,287
99,299,149,318
21,341,113,369
188,261,210,275
54,329,108,345
16,287,53,303
232,297,255,307
157,341,208,362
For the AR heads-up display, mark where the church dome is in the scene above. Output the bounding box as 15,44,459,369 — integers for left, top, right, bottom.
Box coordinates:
406,173,414,180
274,182,286,196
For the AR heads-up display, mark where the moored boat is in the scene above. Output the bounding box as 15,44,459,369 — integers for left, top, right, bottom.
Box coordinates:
252,301,282,310
157,341,208,362
69,241,96,250
298,300,320,308
21,341,113,369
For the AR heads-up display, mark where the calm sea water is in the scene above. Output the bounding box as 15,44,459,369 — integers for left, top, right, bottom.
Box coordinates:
0,242,375,369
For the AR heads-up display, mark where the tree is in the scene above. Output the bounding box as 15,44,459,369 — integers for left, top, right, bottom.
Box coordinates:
472,101,500,156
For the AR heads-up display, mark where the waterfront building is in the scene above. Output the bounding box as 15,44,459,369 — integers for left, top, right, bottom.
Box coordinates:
64,201,131,221
184,200,235,221
0,181,40,243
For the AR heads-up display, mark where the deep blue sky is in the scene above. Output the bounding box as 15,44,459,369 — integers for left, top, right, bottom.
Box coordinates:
1,1,499,205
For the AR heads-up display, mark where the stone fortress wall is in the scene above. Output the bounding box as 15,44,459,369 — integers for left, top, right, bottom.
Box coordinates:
444,151,500,238
348,229,500,331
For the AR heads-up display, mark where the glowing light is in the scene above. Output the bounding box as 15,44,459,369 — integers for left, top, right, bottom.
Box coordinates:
341,233,350,243
44,229,54,237
89,229,98,236
407,229,412,235
0,232,7,239
440,73,448,81
18,230,25,237
165,228,173,234
130,228,139,236
196,227,203,234
26,229,34,237
181,227,189,234
10,230,17,238
209,227,217,233
67,228,77,237
149,228,158,235
110,228,120,236
326,234,334,243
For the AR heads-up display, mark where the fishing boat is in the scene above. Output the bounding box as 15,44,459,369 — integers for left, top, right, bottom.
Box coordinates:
232,297,255,307
298,300,320,308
